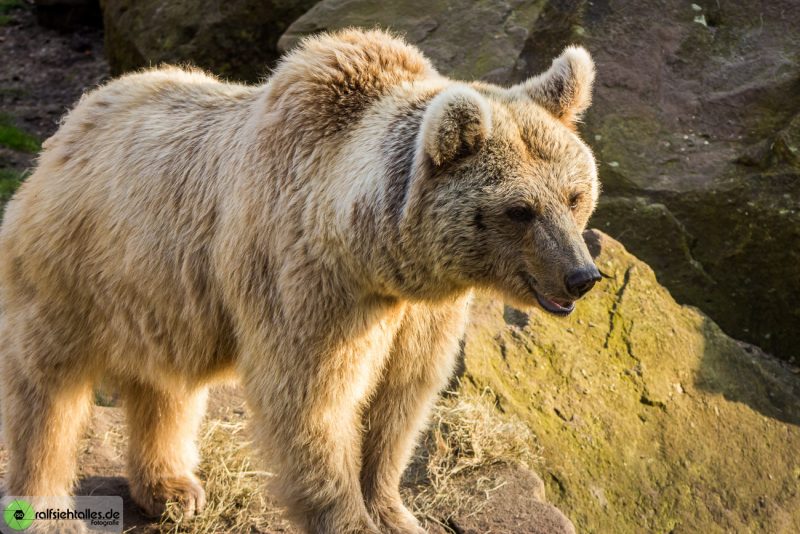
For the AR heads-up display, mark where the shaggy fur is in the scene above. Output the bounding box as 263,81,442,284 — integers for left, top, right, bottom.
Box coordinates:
0,29,598,533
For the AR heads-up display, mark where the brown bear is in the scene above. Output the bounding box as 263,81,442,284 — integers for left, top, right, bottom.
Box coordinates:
0,29,599,533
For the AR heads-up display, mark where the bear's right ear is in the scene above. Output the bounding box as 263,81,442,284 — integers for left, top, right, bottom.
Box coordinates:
512,45,595,128
419,86,492,167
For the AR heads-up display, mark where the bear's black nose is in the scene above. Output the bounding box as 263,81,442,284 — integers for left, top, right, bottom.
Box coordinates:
565,266,602,298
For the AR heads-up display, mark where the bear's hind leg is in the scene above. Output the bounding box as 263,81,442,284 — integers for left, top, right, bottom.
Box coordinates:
1,336,94,498
122,380,208,519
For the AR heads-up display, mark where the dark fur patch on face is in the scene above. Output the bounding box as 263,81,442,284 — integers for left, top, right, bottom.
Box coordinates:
473,208,487,231
382,98,431,221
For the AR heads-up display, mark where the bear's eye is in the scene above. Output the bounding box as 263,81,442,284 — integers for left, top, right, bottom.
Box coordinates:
505,205,535,223
569,193,583,211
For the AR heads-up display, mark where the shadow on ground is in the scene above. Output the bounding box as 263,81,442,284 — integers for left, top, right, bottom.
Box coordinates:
77,476,153,533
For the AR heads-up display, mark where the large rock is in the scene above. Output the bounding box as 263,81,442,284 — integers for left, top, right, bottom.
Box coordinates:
280,0,800,361
101,0,318,82
461,230,800,533
279,0,546,83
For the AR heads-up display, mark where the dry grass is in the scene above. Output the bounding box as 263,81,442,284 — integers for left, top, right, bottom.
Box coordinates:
153,386,540,533
155,415,290,534
404,387,541,527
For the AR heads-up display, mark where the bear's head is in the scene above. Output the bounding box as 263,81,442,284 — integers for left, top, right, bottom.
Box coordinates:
403,46,601,314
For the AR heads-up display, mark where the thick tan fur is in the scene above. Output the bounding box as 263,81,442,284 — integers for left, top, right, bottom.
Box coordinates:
0,29,598,533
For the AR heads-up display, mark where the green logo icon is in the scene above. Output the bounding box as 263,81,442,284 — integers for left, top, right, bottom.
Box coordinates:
3,500,34,531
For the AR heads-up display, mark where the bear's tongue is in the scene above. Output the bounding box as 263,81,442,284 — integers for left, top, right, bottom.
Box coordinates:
536,293,575,315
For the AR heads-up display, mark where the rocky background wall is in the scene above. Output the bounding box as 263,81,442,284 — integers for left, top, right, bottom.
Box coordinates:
0,1,798,533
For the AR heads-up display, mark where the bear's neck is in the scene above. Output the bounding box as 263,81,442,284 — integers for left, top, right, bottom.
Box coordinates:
333,105,464,302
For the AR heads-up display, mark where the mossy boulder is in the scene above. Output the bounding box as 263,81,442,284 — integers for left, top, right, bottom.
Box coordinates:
462,230,800,533
280,0,800,360
100,0,317,82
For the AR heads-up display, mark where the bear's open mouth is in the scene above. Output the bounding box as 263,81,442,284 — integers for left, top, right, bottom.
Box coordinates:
536,293,575,315
520,273,575,316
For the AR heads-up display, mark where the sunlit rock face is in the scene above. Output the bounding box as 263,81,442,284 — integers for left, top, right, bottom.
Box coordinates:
460,230,800,533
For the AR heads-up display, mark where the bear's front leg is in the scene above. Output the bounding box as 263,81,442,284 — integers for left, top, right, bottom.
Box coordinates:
123,381,209,519
360,299,470,534
241,332,387,534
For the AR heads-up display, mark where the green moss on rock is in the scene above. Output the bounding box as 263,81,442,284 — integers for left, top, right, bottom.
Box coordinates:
462,230,800,533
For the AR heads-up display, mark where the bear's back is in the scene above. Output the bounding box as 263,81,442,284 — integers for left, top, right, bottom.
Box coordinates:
0,68,262,348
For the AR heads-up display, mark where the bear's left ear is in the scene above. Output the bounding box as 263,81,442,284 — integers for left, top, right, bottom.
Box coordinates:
420,85,492,167
513,45,595,127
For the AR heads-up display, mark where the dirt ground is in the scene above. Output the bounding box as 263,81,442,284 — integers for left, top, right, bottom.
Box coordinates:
0,2,108,172
0,385,573,534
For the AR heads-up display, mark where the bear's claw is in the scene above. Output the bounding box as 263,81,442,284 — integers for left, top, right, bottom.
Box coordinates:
130,474,206,520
